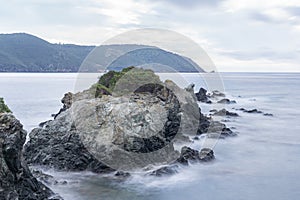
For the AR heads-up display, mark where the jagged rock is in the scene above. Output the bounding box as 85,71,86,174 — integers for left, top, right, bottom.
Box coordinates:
217,98,236,104
177,146,200,165
53,92,74,118
195,88,211,103
0,113,58,200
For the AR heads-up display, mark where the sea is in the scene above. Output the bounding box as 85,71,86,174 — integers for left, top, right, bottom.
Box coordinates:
0,72,299,200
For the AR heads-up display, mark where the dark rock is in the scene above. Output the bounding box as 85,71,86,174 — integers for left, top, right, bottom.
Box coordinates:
193,136,199,140
53,92,73,119
148,165,179,177
177,146,201,165
264,113,273,116
197,109,210,135
114,171,131,178
195,88,210,103
177,146,215,165
212,109,239,117
217,98,237,104
199,148,215,162
24,123,114,173
244,109,262,114
0,113,57,200
221,127,237,137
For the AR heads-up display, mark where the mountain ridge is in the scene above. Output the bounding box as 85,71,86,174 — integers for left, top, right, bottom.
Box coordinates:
0,33,204,72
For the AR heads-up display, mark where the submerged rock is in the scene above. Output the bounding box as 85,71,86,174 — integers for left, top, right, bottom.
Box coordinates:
212,109,239,117
217,98,237,104
148,165,179,177
0,113,57,200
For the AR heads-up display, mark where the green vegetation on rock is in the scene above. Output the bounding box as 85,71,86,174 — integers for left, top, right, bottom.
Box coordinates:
0,98,11,113
94,66,161,97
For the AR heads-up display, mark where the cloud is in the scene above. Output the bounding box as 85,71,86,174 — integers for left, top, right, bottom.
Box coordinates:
151,0,224,9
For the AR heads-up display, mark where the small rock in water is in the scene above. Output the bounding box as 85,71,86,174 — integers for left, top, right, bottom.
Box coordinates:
177,146,201,165
244,109,262,114
114,171,131,178
199,148,215,162
217,98,237,104
264,113,273,116
221,127,237,137
148,165,179,177
195,88,211,103
212,109,239,117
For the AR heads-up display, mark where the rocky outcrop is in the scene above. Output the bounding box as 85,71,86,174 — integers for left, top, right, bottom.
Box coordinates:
25,67,202,172
0,113,57,200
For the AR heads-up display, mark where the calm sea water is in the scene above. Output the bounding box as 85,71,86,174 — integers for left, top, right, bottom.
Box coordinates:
0,72,299,200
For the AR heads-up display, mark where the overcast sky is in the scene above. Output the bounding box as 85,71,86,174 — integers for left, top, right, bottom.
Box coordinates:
1,0,300,72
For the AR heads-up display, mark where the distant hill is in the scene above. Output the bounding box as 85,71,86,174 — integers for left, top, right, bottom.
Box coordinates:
107,46,202,72
0,33,94,72
0,33,204,72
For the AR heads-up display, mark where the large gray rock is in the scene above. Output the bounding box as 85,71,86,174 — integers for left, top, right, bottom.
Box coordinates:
0,113,57,200
25,69,202,172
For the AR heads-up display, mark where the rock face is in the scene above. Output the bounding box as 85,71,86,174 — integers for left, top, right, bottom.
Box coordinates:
0,113,56,200
24,111,113,173
25,67,202,171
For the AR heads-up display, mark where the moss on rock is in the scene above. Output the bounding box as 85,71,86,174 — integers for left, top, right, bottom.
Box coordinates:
0,98,11,113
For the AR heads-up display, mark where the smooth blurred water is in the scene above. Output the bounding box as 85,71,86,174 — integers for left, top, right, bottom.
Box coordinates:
0,72,299,200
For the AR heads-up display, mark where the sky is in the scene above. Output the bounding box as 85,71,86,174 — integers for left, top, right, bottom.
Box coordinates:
1,0,300,72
